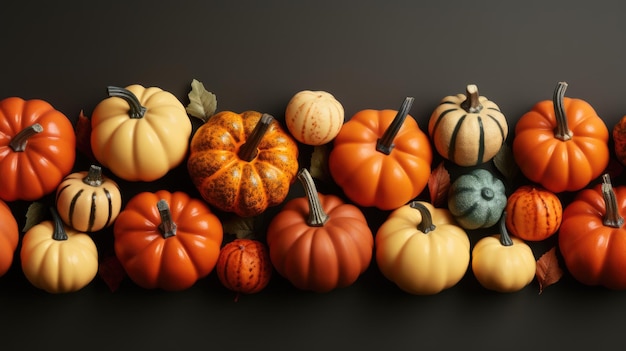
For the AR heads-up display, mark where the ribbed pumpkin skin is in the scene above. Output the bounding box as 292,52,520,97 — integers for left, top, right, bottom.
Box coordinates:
0,199,18,277
216,239,272,295
285,90,344,145
505,185,562,241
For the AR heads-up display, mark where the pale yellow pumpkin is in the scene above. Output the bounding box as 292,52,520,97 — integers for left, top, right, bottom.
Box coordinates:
285,90,344,145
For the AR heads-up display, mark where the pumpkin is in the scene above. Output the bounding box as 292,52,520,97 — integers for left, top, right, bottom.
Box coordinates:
0,199,18,277
285,90,344,145
90,85,192,182
328,97,432,210
612,114,626,166
20,207,99,293
428,84,508,167
55,164,122,233
266,168,373,293
558,174,626,289
216,238,272,297
447,168,507,230
0,97,76,201
187,111,299,218
512,81,609,193
375,201,470,295
471,212,536,293
113,190,223,291
505,185,562,241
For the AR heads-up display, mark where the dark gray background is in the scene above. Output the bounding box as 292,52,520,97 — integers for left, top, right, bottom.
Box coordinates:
1,1,625,349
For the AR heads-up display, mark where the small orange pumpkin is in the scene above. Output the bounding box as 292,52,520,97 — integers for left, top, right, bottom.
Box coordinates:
505,185,563,241
0,199,18,278
216,238,272,297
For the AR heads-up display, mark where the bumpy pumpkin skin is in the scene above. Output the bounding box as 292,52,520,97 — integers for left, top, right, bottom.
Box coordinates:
0,200,18,277
285,90,344,145
505,185,562,241
216,239,272,295
187,111,299,217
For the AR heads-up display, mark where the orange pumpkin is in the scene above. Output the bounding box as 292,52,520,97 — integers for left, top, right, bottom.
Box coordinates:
512,81,609,193
216,238,272,296
612,114,626,166
187,111,299,217
0,199,18,277
505,185,562,241
0,97,76,201
328,97,432,210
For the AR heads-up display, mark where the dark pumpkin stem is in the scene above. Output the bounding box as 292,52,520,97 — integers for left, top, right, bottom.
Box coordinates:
376,97,415,155
9,123,43,152
83,165,104,187
50,207,68,241
553,81,573,141
498,212,514,246
239,113,273,162
460,84,483,113
157,199,177,238
107,86,147,119
601,173,624,228
298,168,329,227
409,201,436,234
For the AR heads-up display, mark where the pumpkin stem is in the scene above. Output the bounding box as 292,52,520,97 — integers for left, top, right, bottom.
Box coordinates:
409,201,436,234
298,168,329,227
9,123,43,152
157,199,177,238
239,113,273,162
83,165,104,187
107,86,147,119
498,212,514,246
376,97,415,155
49,207,68,241
552,81,573,141
460,84,483,113
601,173,624,228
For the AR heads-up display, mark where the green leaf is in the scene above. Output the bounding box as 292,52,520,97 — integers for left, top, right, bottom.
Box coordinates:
222,215,256,239
186,79,217,123
310,144,331,182
493,143,519,186
23,201,47,232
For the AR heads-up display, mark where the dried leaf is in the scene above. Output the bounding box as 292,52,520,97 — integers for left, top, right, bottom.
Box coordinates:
222,215,256,239
75,110,95,160
536,246,563,294
310,145,330,182
22,201,47,232
428,161,450,207
98,255,126,292
186,79,217,123
493,143,519,185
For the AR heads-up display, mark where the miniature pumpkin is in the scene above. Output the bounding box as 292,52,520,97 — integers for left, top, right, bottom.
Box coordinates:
558,174,626,289
512,81,609,193
216,238,273,297
0,97,76,201
505,185,562,241
187,111,299,217
266,168,373,293
447,168,507,230
328,97,432,210
113,190,223,291
90,85,192,182
0,199,18,277
375,201,470,295
612,114,626,166
55,164,122,233
471,212,536,293
285,90,344,145
428,84,508,166
20,207,99,293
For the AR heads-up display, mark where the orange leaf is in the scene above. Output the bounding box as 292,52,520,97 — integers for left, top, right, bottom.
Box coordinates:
75,110,95,161
536,246,563,294
98,254,126,292
428,161,450,207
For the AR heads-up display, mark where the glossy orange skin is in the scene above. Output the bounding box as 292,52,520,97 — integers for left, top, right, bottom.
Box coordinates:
505,185,562,241
113,190,223,291
187,111,299,217
513,97,609,193
0,97,76,201
558,183,626,289
216,239,272,295
266,192,373,293
328,109,432,210
0,199,18,277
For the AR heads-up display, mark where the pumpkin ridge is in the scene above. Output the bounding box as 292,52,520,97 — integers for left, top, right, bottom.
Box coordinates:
486,112,507,143
429,108,456,137
447,114,467,164
222,247,242,289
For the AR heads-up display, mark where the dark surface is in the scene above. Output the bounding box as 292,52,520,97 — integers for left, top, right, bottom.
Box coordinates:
1,1,626,349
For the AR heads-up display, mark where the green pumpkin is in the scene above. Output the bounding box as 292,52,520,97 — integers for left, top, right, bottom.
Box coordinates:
447,168,507,230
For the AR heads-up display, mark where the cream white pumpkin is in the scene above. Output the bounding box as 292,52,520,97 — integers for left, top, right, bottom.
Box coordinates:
285,90,344,145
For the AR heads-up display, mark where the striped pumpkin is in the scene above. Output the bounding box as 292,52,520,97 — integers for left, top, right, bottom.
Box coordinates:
216,238,272,296
428,84,508,166
505,185,563,241
55,164,122,233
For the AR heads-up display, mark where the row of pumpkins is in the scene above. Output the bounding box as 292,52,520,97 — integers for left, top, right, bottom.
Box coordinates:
0,80,625,295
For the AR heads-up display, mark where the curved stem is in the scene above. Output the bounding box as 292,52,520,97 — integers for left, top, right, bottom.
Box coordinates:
409,201,436,234
601,173,624,228
50,207,68,241
552,81,573,141
9,123,43,152
376,97,415,155
460,84,483,113
498,212,514,246
239,113,273,161
157,199,177,238
107,86,147,119
83,165,104,187
298,168,329,226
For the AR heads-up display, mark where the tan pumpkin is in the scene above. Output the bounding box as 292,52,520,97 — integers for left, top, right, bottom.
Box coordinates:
55,164,122,232
285,90,344,145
